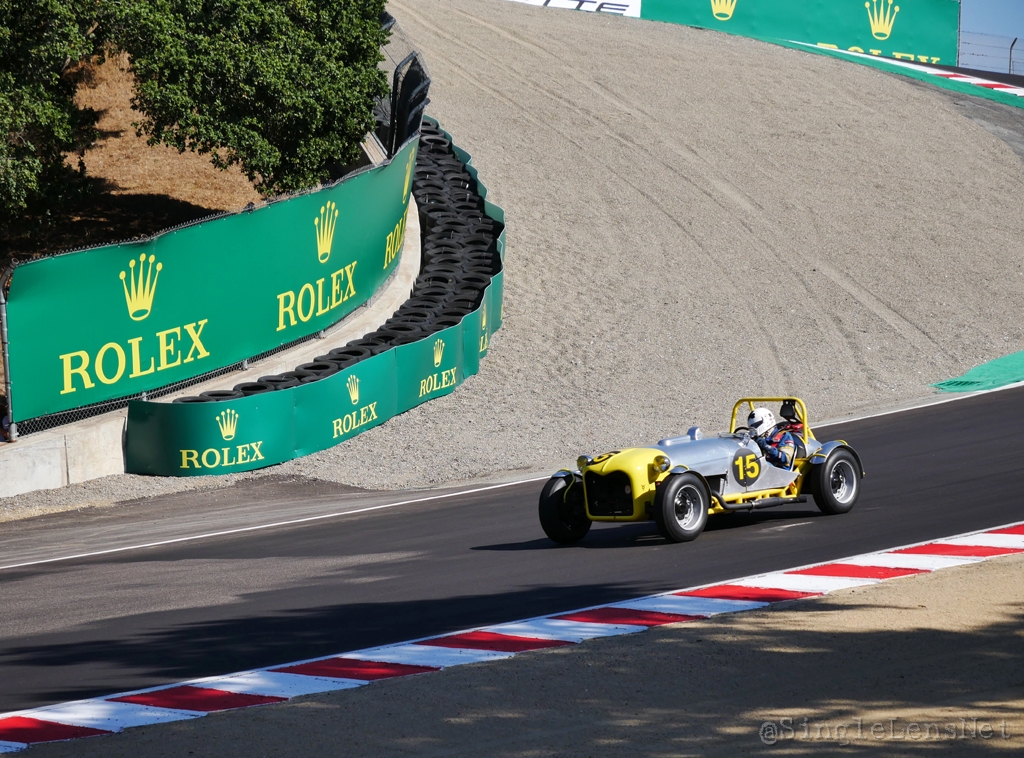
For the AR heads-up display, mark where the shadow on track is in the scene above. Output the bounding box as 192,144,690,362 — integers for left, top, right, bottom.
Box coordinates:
0,581,662,710
473,510,827,551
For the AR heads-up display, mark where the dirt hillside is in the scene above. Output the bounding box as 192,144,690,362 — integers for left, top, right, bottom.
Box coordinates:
5,0,1024,511
0,53,258,268
276,0,1024,489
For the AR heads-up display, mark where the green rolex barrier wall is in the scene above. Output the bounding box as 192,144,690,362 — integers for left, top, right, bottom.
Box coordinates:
4,139,419,423
125,132,506,476
641,0,959,65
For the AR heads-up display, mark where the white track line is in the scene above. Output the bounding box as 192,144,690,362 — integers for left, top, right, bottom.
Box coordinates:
4,518,1024,752
814,379,1024,429
0,477,549,572
7,374,1022,573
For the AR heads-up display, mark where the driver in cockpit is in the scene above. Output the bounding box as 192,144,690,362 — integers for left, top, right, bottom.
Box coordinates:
747,408,796,469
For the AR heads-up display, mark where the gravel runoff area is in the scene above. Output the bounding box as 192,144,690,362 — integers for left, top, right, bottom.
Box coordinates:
28,549,1024,757
4,0,1024,518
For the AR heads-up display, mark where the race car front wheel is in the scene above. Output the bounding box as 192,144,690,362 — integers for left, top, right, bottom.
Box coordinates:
812,449,860,515
654,473,709,543
539,474,592,544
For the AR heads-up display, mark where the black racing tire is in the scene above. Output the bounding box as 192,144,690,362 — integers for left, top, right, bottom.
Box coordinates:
538,475,591,545
430,316,463,332
233,381,274,396
460,273,492,289
422,255,466,270
438,307,471,320
415,286,453,300
812,449,861,515
198,389,245,402
328,346,372,362
296,362,339,378
258,374,301,390
345,338,388,355
653,473,710,543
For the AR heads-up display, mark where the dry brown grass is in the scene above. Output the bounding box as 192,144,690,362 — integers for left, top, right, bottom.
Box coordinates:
1,52,259,267
76,52,259,210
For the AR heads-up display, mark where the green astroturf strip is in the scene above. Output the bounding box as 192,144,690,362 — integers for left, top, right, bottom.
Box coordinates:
680,30,1024,111
762,39,1024,391
934,351,1024,392
774,40,1024,111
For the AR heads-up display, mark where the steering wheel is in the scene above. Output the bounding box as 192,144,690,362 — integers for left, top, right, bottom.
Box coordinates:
732,426,750,434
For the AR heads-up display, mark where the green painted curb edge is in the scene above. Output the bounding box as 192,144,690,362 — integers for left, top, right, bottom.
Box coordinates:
934,351,1024,392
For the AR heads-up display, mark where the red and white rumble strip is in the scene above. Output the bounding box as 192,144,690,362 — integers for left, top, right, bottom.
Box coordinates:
2,521,1023,752
790,43,1024,100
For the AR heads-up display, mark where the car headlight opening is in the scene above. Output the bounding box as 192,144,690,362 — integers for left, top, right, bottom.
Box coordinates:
577,455,593,470
654,455,671,473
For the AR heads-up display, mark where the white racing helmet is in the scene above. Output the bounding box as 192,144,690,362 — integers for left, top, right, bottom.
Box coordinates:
748,407,776,438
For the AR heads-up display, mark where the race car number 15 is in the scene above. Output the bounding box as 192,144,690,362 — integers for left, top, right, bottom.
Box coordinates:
732,449,761,487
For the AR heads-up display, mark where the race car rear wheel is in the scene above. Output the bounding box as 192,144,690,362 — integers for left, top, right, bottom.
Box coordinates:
539,474,592,544
812,449,860,515
654,473,709,543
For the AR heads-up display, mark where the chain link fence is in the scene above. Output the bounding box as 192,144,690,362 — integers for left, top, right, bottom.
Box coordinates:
960,30,1023,75
376,14,428,157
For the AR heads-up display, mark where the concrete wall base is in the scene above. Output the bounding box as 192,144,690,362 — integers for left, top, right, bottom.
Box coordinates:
0,198,420,498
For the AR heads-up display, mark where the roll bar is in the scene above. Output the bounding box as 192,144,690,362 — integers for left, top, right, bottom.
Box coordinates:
730,397,815,445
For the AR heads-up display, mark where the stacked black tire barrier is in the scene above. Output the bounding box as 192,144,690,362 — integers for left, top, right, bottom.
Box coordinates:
173,121,504,404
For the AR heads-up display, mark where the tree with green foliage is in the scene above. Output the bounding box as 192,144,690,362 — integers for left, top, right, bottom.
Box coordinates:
0,0,102,228
106,0,390,196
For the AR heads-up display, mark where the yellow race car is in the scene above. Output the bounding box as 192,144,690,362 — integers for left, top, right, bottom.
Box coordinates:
539,398,864,544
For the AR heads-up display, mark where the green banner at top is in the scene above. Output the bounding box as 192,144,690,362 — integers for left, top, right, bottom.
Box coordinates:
5,139,418,421
642,0,959,65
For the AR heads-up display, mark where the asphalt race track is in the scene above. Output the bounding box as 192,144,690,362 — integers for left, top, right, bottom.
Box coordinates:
1,388,1023,712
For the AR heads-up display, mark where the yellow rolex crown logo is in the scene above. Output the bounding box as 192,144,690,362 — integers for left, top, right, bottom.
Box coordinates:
433,338,445,368
865,0,898,40
314,200,339,264
216,409,239,441
119,253,162,321
403,151,415,202
710,0,737,21
347,374,360,405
